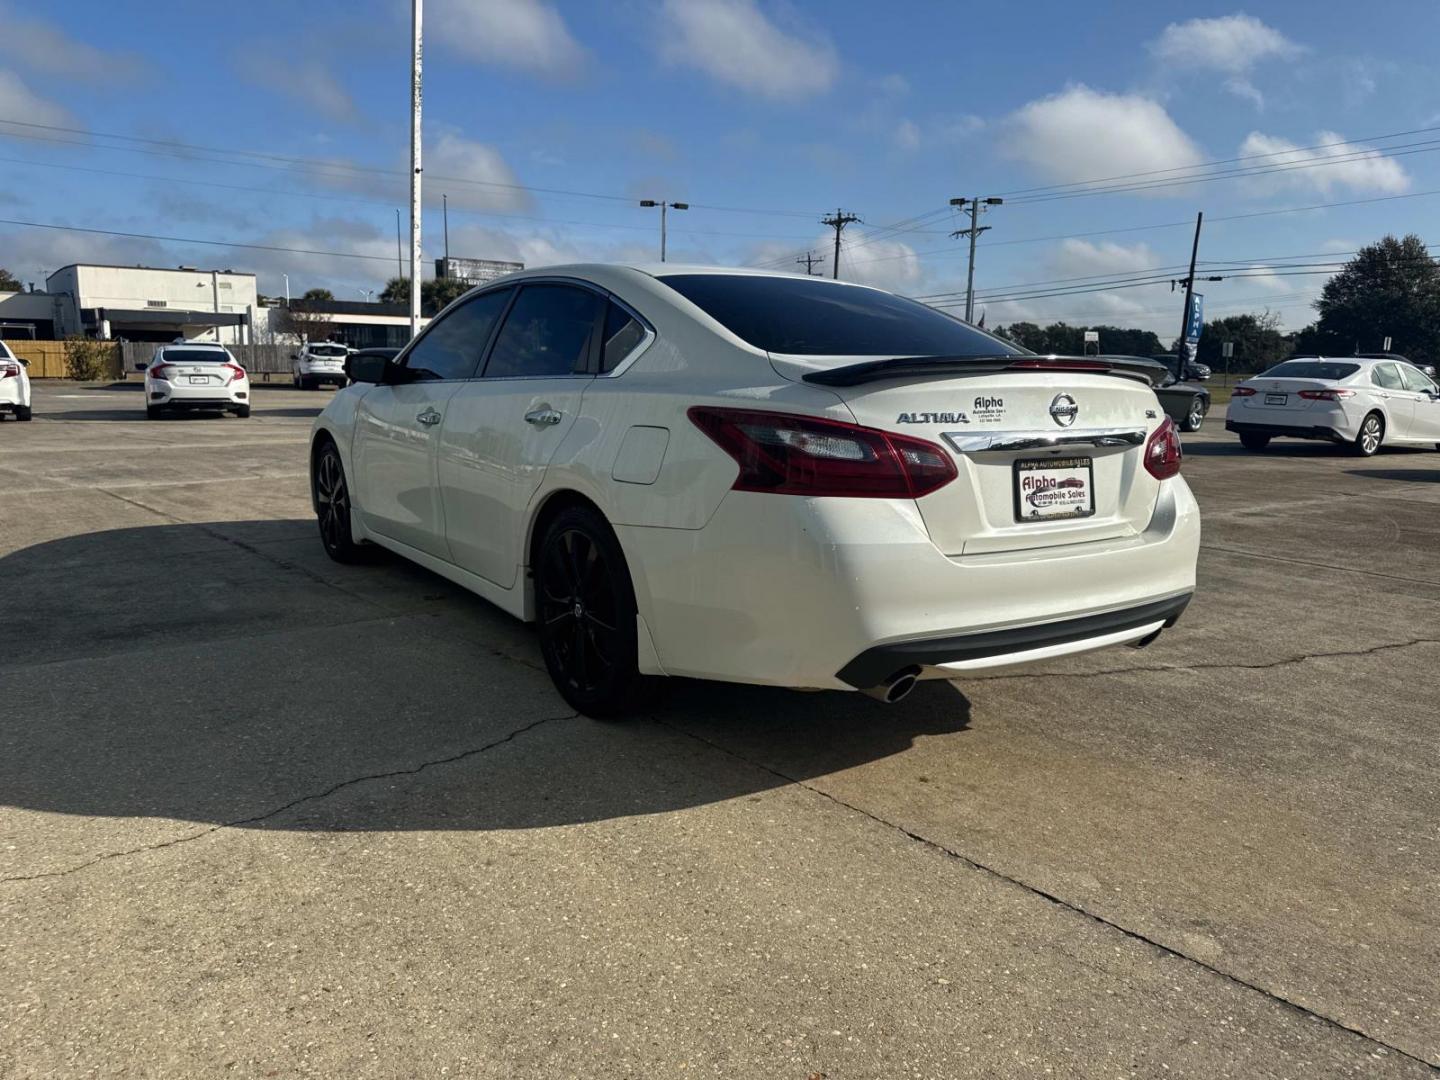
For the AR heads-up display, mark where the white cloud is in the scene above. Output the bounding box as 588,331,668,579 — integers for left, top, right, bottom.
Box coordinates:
0,4,143,84
1148,14,1301,108
894,119,921,151
429,133,532,211
243,56,356,124
1238,130,1410,196
1002,86,1204,190
430,0,586,78
0,69,73,129
658,0,838,99
838,236,922,293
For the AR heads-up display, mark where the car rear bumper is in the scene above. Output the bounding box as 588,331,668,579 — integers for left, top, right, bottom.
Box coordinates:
616,477,1200,691
149,385,247,409
1225,419,1349,443
0,385,26,407
299,365,348,382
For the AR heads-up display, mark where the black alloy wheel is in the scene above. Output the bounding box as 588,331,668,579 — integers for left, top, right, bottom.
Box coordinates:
314,442,362,562
535,506,648,717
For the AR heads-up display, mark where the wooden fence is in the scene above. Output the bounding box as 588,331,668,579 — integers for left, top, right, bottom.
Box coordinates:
3,340,122,380
118,342,294,379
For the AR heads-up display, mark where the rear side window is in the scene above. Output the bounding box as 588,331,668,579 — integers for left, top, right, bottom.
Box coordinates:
484,284,602,378
658,273,1021,357
1372,363,1405,390
404,287,512,381
1398,365,1436,393
601,302,646,373
1259,361,1361,380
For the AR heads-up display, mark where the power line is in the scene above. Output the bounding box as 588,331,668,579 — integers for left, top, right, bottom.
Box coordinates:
0,216,400,263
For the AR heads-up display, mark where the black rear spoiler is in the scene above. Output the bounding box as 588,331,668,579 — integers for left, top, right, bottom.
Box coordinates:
801,354,1168,388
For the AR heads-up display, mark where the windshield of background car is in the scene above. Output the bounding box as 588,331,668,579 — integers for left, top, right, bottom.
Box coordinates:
658,273,1023,357
310,345,348,357
1258,361,1361,380
160,349,230,364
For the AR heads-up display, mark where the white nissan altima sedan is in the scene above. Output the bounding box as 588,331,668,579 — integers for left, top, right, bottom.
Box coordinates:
310,265,1200,715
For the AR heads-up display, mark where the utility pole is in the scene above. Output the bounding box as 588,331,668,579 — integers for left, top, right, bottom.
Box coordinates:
821,208,860,279
1176,211,1203,364
950,196,1003,322
408,0,423,337
796,252,826,276
640,200,689,261
442,192,450,265
395,209,403,283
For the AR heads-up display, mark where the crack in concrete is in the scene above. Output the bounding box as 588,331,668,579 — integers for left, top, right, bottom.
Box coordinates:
964,636,1440,683
654,716,1440,1071
1200,543,1440,590
0,712,573,885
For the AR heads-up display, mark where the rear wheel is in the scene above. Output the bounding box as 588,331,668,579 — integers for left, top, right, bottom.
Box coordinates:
1180,397,1206,432
233,405,251,418
1239,431,1269,451
1353,412,1384,457
313,441,364,563
14,405,31,421
146,405,163,420
534,505,651,718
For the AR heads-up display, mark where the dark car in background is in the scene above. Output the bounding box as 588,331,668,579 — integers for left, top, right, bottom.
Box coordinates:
1151,353,1211,381
1149,356,1211,432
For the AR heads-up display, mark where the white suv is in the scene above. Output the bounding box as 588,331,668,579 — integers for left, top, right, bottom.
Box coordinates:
292,341,351,390
0,340,32,422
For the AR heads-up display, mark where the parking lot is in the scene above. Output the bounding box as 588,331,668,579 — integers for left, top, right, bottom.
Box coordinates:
1,379,1437,1077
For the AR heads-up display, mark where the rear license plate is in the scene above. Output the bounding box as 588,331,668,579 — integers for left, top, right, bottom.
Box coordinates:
1014,457,1095,522
1265,392,1287,405
188,375,210,385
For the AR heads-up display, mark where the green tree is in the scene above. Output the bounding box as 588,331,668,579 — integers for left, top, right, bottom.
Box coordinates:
302,287,334,301
1312,234,1440,359
0,267,22,292
380,275,472,314
1195,312,1288,373
380,276,409,304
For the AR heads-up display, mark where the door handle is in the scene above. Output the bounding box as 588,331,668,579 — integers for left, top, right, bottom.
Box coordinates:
417,408,442,426
525,408,562,427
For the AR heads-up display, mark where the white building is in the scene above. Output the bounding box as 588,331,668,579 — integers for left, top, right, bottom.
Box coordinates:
44,264,258,344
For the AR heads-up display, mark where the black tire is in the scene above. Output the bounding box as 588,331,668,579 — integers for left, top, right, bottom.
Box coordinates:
298,374,311,391
534,505,652,718
1239,431,1269,451
146,405,163,420
1352,412,1384,457
14,405,31,422
233,405,251,418
1180,397,1206,433
313,440,364,563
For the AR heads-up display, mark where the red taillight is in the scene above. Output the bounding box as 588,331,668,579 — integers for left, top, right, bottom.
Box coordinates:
1144,416,1182,480
223,363,247,384
0,361,16,379
1297,388,1352,401
1230,386,1256,397
688,406,957,499
149,363,174,381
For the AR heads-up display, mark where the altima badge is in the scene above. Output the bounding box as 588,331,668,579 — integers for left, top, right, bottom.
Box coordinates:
1049,393,1079,427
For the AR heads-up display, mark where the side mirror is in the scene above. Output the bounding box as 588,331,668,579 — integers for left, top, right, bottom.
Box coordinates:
1422,365,1437,379
135,361,148,371
17,357,29,369
346,352,397,384
290,353,299,361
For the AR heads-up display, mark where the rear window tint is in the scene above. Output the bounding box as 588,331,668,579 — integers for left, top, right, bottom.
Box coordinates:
658,273,1021,358
161,349,230,364
309,345,348,357
1259,361,1360,380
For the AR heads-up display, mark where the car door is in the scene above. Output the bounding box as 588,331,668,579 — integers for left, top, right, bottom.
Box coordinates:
351,290,511,558
1370,362,1415,439
1398,364,1440,440
437,282,609,589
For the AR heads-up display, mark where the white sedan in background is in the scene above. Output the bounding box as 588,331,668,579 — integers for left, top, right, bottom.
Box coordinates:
310,265,1199,715
144,343,250,419
1227,356,1440,455
0,339,31,421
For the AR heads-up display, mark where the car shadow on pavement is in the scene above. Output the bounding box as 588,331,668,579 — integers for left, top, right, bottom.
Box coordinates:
1346,467,1440,482
0,520,972,839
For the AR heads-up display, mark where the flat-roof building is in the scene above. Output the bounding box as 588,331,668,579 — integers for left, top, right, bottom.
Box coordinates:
44,264,258,343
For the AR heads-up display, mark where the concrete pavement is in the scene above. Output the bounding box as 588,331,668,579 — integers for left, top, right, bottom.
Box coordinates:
1,380,1437,1077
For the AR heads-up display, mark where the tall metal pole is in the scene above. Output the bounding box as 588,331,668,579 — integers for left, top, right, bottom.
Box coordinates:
832,207,842,278
443,192,449,264
408,0,423,337
964,197,980,322
211,270,220,342
395,210,403,282
660,202,667,262
1177,211,1203,360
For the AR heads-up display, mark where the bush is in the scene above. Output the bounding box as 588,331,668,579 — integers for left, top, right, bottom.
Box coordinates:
63,336,115,381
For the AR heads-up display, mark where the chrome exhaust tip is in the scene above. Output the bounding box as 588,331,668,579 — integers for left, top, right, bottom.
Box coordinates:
862,666,922,704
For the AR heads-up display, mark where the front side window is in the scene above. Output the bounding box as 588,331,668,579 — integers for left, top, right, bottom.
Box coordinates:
484,284,602,378
601,301,647,373
1371,363,1405,391
658,273,1022,357
1398,364,1437,393
403,287,512,381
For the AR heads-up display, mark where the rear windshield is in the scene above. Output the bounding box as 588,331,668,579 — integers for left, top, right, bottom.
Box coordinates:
658,273,1022,357
161,348,230,364
309,344,348,357
1259,361,1360,380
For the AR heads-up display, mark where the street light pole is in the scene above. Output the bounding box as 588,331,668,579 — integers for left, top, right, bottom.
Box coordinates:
282,273,290,305
408,0,423,338
640,200,688,261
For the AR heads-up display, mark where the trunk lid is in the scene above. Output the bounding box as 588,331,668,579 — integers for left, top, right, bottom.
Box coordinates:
773,355,1166,556
1235,377,1340,414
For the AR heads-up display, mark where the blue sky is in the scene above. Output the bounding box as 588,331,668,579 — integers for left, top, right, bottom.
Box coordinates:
0,0,1437,332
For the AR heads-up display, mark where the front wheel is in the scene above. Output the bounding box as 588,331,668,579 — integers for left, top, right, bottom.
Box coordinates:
313,441,364,563
534,506,652,718
1239,431,1269,451
1353,413,1384,457
1180,397,1207,433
